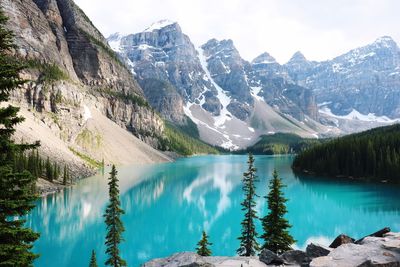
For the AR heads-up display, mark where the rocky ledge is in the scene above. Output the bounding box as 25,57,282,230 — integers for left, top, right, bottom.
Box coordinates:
143,230,400,267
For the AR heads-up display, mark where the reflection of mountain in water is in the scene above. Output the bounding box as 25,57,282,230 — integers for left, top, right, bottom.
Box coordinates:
27,155,400,267
294,174,400,213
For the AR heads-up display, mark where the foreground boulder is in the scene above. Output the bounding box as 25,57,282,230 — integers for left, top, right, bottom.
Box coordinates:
143,252,268,267
329,234,355,248
281,250,311,266
259,249,284,265
306,243,332,258
143,252,213,267
310,232,400,267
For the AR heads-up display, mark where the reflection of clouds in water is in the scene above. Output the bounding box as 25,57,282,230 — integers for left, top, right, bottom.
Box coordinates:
33,167,149,243
82,202,92,218
183,175,212,217
183,163,237,230
132,178,165,208
221,227,231,242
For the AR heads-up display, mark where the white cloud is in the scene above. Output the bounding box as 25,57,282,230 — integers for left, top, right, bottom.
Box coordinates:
73,0,400,64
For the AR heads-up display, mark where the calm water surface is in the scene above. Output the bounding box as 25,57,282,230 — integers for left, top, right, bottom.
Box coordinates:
27,155,400,266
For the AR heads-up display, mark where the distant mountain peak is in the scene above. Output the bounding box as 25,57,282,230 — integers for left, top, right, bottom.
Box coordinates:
372,35,397,49
107,32,123,40
288,51,307,63
144,19,178,32
252,52,277,65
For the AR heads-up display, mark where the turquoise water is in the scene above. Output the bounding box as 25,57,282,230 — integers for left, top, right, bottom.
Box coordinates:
27,155,400,266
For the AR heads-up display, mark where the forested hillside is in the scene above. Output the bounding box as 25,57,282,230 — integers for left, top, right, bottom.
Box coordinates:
244,133,321,155
292,124,400,182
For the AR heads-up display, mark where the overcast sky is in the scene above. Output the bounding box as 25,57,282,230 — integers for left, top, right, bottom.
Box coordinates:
74,0,400,64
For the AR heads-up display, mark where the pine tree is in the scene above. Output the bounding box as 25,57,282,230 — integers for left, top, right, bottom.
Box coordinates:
52,162,58,181
63,165,68,185
45,157,52,181
89,250,98,267
0,8,40,266
237,153,260,256
260,169,295,254
196,230,212,256
104,165,126,267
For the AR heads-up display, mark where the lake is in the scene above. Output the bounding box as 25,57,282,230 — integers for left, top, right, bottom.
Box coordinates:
27,155,400,266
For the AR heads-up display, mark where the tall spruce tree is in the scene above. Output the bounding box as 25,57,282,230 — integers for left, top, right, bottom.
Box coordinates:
104,165,126,267
260,169,295,254
63,165,68,185
237,153,260,256
89,250,98,267
0,8,40,266
196,230,212,256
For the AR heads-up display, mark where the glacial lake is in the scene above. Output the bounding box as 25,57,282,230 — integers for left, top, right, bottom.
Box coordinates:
28,155,400,266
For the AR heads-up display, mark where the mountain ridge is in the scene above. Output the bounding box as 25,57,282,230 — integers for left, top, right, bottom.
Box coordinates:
108,21,327,149
108,20,400,149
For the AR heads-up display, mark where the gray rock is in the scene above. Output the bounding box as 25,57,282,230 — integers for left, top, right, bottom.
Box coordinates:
1,0,166,176
329,234,355,248
259,249,284,265
143,252,214,267
306,243,331,258
107,22,223,124
310,233,400,267
281,250,311,266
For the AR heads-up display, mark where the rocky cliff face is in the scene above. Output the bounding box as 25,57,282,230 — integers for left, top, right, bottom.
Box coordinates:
108,21,223,124
201,39,253,120
285,36,400,119
1,0,167,176
248,51,318,121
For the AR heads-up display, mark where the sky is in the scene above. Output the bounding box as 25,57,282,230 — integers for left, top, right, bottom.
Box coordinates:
74,0,400,64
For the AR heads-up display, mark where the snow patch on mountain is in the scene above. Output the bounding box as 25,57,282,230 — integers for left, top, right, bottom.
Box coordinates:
144,20,176,32
196,47,233,127
107,33,123,52
319,107,400,123
250,86,263,101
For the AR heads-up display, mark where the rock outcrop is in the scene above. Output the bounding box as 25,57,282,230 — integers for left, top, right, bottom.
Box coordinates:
1,0,169,179
143,232,400,267
108,21,221,124
310,232,400,267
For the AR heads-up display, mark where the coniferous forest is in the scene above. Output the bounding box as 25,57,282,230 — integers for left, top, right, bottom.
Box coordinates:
292,124,400,182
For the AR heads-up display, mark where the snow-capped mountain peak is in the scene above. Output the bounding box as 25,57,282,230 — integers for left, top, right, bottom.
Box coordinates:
107,32,124,52
144,19,177,32
373,35,397,48
287,51,308,64
252,52,277,64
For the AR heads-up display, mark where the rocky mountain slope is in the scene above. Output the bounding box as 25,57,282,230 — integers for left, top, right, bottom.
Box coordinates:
109,21,327,149
1,0,171,178
284,36,400,131
285,36,400,119
109,21,400,149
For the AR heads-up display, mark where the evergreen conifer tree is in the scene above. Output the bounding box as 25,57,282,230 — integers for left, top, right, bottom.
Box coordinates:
260,169,295,254
0,8,40,266
196,230,212,256
89,250,98,267
63,165,68,185
45,157,52,181
104,165,126,267
237,153,260,256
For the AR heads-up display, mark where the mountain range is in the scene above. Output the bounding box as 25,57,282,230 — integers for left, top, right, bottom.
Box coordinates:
108,20,400,149
2,0,400,164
